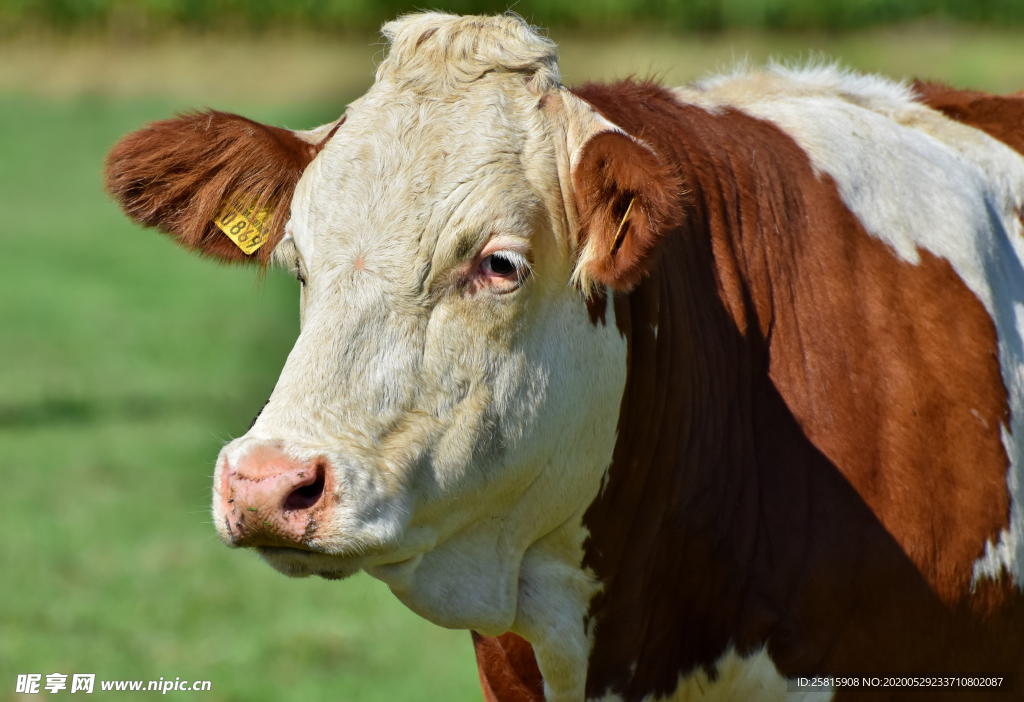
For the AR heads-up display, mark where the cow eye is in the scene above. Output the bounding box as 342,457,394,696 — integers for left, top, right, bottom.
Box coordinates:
486,253,517,276
293,257,307,286
478,251,530,292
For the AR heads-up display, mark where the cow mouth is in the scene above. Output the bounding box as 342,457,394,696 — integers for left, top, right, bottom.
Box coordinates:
256,542,423,582
256,545,365,580
257,545,327,556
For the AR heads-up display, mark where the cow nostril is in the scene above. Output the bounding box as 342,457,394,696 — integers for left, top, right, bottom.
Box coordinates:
283,466,326,510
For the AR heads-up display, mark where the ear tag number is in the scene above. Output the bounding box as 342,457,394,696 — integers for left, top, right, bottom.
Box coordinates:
214,201,271,255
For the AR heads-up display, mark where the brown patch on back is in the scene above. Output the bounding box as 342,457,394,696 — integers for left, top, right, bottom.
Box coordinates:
914,80,1024,156
472,631,544,702
766,237,1010,604
105,110,320,264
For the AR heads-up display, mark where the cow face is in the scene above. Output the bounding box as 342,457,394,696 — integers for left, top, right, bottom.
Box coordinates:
218,81,632,634
105,13,679,635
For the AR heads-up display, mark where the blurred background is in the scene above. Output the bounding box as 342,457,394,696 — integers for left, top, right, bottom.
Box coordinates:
1,1,1022,700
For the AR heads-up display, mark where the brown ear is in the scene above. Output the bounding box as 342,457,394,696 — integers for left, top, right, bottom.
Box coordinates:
572,130,683,291
105,110,330,264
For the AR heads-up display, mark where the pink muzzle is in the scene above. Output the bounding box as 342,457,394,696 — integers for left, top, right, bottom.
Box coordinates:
219,444,332,549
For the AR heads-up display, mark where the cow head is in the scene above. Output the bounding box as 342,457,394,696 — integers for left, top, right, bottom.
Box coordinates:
106,13,681,640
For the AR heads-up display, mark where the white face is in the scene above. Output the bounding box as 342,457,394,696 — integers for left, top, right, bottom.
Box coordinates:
212,73,628,633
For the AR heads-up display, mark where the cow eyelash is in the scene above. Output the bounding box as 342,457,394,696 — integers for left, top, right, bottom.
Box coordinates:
293,257,307,286
485,250,531,284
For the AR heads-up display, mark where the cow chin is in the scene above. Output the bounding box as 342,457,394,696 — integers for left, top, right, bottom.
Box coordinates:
256,546,365,581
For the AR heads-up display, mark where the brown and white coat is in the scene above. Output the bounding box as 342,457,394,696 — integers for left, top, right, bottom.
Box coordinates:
105,14,1024,702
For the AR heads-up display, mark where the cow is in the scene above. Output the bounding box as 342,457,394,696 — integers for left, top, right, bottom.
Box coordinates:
104,12,1024,702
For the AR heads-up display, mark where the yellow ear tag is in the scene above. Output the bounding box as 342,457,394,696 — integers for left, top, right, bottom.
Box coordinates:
214,201,271,255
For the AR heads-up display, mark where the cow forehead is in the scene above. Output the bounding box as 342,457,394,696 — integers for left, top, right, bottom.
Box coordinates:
294,77,559,284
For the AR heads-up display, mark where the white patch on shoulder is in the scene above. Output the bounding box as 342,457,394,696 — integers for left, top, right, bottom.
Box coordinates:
672,62,1024,588
590,646,833,702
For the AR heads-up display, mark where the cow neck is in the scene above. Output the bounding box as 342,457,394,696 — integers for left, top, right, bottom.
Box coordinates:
572,80,1024,701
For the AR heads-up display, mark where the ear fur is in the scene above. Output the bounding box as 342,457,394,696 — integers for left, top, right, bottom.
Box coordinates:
104,110,334,264
571,129,683,292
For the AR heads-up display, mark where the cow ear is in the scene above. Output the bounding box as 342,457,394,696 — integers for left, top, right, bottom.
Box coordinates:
104,110,340,265
562,94,682,293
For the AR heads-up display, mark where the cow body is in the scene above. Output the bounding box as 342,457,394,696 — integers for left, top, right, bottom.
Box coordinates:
477,75,1024,701
105,14,1024,702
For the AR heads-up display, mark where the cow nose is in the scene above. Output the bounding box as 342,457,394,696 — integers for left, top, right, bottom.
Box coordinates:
219,445,332,548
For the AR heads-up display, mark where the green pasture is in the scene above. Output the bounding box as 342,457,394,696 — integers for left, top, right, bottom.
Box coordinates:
1,25,1022,702
0,97,482,700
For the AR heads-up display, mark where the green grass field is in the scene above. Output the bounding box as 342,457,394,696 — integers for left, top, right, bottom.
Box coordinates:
2,25,1022,702
0,96,483,700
